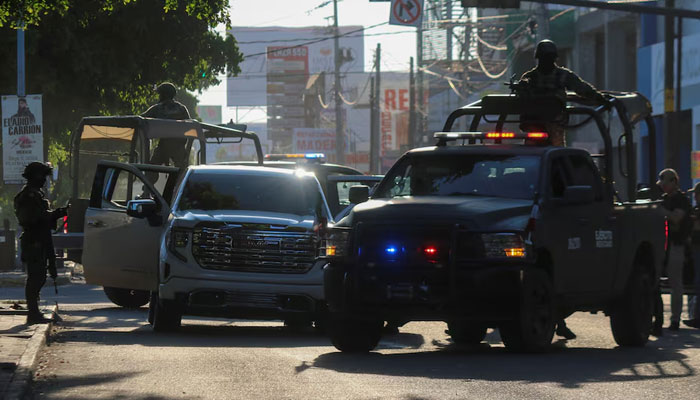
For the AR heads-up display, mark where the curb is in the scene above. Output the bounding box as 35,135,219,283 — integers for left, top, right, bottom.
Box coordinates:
3,305,58,400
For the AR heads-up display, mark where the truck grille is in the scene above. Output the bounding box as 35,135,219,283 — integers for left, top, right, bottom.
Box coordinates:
192,228,317,273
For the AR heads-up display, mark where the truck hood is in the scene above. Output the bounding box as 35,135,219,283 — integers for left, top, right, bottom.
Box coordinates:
170,210,316,231
344,196,533,231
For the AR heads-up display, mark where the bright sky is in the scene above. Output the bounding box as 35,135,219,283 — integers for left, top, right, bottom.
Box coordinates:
198,0,417,119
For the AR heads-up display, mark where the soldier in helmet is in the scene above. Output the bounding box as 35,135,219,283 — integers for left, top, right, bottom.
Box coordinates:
519,39,608,146
14,162,69,324
142,82,191,168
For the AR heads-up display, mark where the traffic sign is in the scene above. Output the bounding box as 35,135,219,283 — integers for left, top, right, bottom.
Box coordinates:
389,0,424,27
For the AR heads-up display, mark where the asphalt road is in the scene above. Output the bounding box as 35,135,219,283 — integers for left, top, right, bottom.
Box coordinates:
3,283,700,400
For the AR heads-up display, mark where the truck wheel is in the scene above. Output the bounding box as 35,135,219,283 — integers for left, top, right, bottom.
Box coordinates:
609,266,653,347
152,296,182,332
329,317,383,353
103,287,150,309
446,320,487,345
499,269,555,353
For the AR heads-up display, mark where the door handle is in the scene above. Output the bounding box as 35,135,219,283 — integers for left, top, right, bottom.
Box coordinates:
86,220,105,228
577,218,590,225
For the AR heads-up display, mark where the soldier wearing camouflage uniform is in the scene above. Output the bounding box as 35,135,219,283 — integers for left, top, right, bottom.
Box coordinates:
520,40,608,146
14,162,68,324
142,82,191,168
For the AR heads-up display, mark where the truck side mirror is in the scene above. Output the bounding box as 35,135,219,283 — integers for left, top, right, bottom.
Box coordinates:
126,199,157,219
563,185,594,205
349,185,370,204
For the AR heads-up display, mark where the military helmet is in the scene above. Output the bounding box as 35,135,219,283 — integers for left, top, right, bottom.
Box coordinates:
22,161,53,180
156,82,177,100
534,39,558,59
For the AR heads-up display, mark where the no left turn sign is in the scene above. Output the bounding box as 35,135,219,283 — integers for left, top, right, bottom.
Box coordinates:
389,0,424,27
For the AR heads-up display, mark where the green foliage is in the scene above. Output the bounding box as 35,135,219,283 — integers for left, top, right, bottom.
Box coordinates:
0,0,242,227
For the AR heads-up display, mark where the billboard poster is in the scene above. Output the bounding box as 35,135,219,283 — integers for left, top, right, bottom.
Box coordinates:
196,105,222,124
267,46,309,146
2,94,43,184
227,26,364,107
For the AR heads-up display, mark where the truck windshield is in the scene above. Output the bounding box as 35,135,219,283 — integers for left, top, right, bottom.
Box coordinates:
177,172,321,216
374,154,540,200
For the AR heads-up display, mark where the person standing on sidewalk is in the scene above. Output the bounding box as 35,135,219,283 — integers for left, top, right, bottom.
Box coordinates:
684,182,700,329
13,162,68,324
658,168,693,331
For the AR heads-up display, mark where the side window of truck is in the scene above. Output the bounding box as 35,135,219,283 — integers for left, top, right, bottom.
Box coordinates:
102,168,153,210
567,155,603,201
550,158,569,198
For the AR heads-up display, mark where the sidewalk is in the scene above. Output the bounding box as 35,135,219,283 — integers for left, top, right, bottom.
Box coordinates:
0,263,77,399
0,302,57,400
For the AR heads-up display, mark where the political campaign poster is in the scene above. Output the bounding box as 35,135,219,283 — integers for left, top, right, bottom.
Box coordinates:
2,94,43,184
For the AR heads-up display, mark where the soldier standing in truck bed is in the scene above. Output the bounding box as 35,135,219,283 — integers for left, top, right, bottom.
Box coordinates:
142,82,191,168
519,40,608,147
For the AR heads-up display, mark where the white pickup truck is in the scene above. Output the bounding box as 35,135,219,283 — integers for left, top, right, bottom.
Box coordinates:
82,162,333,331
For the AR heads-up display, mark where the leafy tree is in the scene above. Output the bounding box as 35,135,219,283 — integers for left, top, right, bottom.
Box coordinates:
0,0,242,227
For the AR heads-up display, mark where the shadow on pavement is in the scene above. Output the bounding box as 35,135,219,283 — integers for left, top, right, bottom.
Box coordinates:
50,307,337,349
310,339,696,388
31,371,193,399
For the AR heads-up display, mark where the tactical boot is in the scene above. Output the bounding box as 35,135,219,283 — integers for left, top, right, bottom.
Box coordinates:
26,313,53,325
683,319,700,329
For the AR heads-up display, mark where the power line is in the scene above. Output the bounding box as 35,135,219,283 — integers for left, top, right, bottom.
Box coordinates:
243,22,388,59
236,29,416,45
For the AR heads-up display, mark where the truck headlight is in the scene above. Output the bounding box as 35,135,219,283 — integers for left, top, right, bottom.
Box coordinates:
324,228,351,257
168,228,191,261
481,233,526,258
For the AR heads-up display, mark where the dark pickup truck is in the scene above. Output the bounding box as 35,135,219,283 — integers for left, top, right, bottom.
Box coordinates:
322,92,666,353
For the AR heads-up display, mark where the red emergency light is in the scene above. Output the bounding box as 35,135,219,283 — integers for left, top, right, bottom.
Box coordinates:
486,132,515,139
526,132,549,139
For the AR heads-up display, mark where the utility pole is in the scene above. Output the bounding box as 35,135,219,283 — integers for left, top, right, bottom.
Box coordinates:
416,26,424,145
408,57,415,149
370,76,377,173
446,2,453,61
333,0,344,164
535,2,550,41
676,16,682,112
372,43,381,174
664,0,674,114
17,24,25,96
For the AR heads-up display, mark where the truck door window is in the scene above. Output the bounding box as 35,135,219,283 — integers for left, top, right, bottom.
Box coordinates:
567,155,603,201
550,158,568,198
103,168,153,210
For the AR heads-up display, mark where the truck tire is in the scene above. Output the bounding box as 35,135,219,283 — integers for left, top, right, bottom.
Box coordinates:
103,287,150,309
609,266,653,347
152,296,182,332
447,320,487,345
499,269,555,353
329,317,383,353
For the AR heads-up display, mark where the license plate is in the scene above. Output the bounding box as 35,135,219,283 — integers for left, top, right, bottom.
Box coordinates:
386,284,414,300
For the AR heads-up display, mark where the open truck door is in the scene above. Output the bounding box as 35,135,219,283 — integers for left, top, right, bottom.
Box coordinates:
82,161,179,294
59,116,263,264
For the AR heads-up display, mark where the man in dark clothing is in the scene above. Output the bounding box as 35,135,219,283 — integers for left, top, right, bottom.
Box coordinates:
658,168,692,331
11,97,36,125
519,40,608,146
14,162,68,324
142,82,191,168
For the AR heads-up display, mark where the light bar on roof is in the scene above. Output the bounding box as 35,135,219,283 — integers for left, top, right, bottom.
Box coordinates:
435,131,550,141
433,132,483,140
